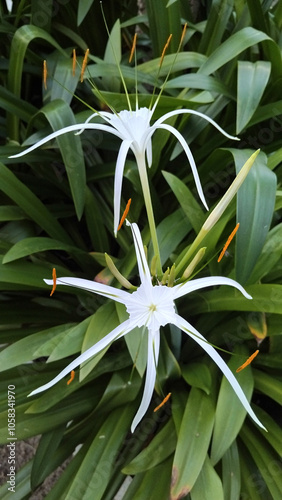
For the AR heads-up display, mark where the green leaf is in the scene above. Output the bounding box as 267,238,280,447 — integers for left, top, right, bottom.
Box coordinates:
241,424,282,498
31,424,66,489
248,223,282,283
234,149,276,284
211,348,254,465
152,209,191,265
0,460,33,499
29,99,86,219
146,0,181,57
2,237,86,264
0,324,73,371
103,19,121,92
46,318,91,362
222,441,241,500
0,162,72,244
123,456,173,500
7,25,66,139
0,256,56,290
0,205,25,221
191,455,224,500
64,404,136,500
236,61,271,133
122,419,176,474
199,27,270,75
85,187,109,253
253,369,282,405
163,171,205,234
182,362,212,395
253,405,282,457
239,443,267,500
80,302,120,381
0,86,37,122
165,73,234,98
191,284,282,315
198,0,234,56
171,387,215,498
77,0,95,26
0,392,95,441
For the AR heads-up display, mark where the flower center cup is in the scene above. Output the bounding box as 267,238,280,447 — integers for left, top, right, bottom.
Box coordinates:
109,108,152,153
126,283,176,331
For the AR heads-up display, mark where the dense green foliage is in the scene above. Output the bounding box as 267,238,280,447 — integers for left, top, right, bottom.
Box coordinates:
0,0,282,498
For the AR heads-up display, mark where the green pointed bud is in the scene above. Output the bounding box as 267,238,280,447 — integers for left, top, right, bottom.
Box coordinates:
161,267,170,285
203,149,260,232
150,255,158,277
175,150,260,276
168,264,176,287
105,253,134,290
182,248,206,280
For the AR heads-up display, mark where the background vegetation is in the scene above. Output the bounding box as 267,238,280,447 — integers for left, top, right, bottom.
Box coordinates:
0,0,282,498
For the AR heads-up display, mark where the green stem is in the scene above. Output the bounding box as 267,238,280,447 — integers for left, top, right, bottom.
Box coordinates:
136,153,162,276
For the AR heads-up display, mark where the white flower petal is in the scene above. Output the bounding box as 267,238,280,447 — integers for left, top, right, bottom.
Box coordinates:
173,276,252,301
74,111,112,135
153,123,208,210
146,137,153,168
131,330,160,432
114,139,133,236
44,277,129,305
9,123,124,158
28,318,135,397
174,314,266,430
154,109,239,141
128,222,152,285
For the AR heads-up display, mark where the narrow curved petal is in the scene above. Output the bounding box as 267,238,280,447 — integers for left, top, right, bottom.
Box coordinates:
75,111,115,135
114,139,133,236
173,276,252,301
9,124,124,158
153,123,208,210
128,222,152,285
154,109,239,141
146,137,153,168
131,330,160,432
174,314,266,430
44,277,129,305
28,318,135,397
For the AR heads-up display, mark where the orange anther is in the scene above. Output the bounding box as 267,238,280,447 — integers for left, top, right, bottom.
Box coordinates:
180,23,188,46
67,370,75,385
160,34,172,66
43,60,47,90
50,268,57,296
129,33,137,63
154,392,171,412
118,198,132,231
72,49,77,76
80,48,89,82
236,350,259,373
218,222,240,262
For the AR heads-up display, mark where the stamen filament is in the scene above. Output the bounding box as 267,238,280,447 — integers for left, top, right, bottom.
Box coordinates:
154,392,171,412
218,223,240,262
43,60,47,90
129,33,137,64
80,48,89,82
72,49,77,76
67,370,75,385
50,268,57,296
236,350,259,373
118,198,132,231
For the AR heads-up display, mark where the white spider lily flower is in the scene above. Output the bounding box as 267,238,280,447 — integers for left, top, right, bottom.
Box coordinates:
10,105,238,235
29,222,265,433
